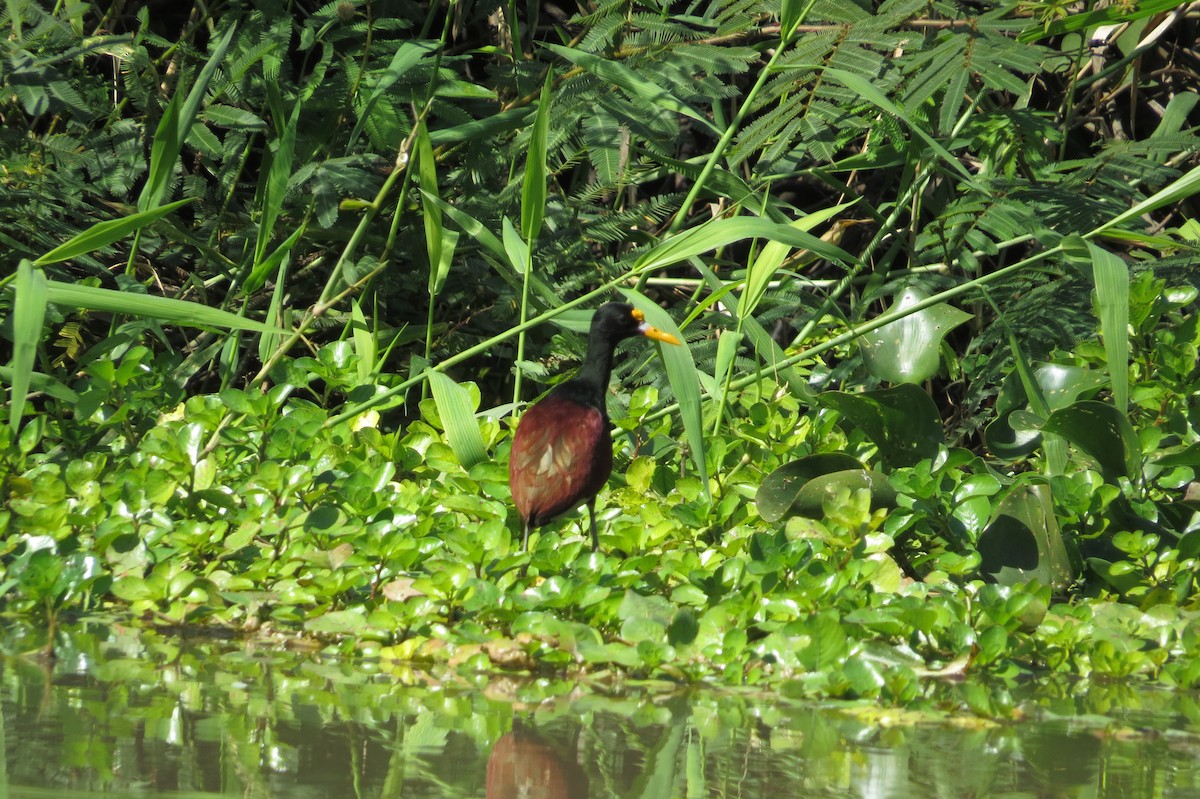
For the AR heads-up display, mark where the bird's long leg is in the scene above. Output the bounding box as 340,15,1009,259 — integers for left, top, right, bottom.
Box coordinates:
587,500,598,551
522,522,531,552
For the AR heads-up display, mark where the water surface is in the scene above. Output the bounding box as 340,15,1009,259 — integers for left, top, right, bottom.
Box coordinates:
2,622,1198,798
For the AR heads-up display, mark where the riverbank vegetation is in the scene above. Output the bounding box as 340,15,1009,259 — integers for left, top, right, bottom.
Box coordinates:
2,0,1199,704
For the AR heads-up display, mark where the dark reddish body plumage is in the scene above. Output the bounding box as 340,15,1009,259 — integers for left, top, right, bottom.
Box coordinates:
509,303,679,550
509,393,611,528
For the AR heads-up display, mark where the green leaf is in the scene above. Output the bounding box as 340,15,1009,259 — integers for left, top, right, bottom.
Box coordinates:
251,83,300,280
1040,400,1142,482
978,482,1074,590
756,453,865,522
542,42,719,136
622,290,709,501
346,40,437,149
1089,162,1200,238
9,260,48,432
1018,0,1186,43
824,67,973,182
521,73,551,245
742,202,855,320
1086,242,1130,414
818,384,944,468
140,24,236,211
788,469,897,520
858,287,971,384
35,199,196,265
634,216,858,274
44,280,282,334
427,372,487,470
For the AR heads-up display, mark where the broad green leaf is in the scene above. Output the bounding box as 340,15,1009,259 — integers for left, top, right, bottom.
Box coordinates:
428,105,535,145
978,482,1073,589
427,371,487,470
542,42,719,136
780,0,817,40
350,299,375,384
246,221,305,296
9,260,48,432
252,82,300,278
986,358,1107,463
417,120,446,294
0,366,76,403
858,287,971,384
1040,400,1142,482
757,455,896,522
502,217,529,276
693,260,814,402
35,199,196,265
818,384,943,468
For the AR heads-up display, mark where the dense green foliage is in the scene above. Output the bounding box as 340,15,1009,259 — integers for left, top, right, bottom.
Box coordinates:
2,0,1200,701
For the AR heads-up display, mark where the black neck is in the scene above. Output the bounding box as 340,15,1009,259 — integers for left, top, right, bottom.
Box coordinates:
567,326,622,404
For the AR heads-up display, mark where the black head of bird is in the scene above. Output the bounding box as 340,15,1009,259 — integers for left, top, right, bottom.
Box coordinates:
509,302,680,551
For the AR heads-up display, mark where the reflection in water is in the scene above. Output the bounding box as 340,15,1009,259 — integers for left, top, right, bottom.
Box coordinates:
0,624,1199,798
487,726,588,799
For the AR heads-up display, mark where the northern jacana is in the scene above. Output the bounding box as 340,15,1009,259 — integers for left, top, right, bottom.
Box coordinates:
509,302,680,551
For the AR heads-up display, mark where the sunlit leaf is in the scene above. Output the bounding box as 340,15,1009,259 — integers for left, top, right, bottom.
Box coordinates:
858,287,971,384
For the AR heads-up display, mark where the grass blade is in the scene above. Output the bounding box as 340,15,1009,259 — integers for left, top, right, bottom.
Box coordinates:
45,280,283,334
8,260,48,433
1087,242,1131,414
623,289,710,501
427,371,488,470
521,74,551,244
139,24,237,211
35,199,195,265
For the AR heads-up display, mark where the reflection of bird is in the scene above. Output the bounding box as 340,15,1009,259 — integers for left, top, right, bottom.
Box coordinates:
509,302,680,550
486,730,588,799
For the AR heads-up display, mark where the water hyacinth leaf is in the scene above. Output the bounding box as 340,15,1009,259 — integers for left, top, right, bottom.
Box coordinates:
756,453,865,522
1040,400,1142,482
978,482,1074,590
790,469,897,519
985,363,1107,460
984,410,1043,461
859,287,971,384
667,607,700,646
426,371,487,470
818,384,943,468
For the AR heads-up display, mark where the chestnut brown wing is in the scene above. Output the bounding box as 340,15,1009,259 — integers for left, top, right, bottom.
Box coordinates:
509,394,612,527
